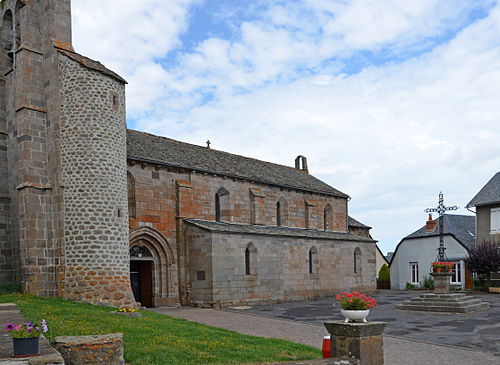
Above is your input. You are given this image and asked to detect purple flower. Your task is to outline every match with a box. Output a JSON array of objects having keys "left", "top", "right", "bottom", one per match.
[
  {"left": 4, "top": 323, "right": 14, "bottom": 331},
  {"left": 41, "top": 319, "right": 48, "bottom": 333}
]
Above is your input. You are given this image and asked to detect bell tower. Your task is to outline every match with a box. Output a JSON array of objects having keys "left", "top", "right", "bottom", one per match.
[{"left": 0, "top": 0, "right": 137, "bottom": 308}]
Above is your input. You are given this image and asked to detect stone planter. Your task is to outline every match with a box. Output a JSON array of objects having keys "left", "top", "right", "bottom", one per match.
[
  {"left": 340, "top": 309, "right": 370, "bottom": 323},
  {"left": 12, "top": 337, "right": 40, "bottom": 357},
  {"left": 110, "top": 311, "right": 142, "bottom": 318}
]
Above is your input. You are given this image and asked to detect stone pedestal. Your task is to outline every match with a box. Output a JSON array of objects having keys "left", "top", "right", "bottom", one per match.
[
  {"left": 54, "top": 333, "right": 124, "bottom": 365},
  {"left": 324, "top": 321, "right": 386, "bottom": 365},
  {"left": 430, "top": 272, "right": 452, "bottom": 294}
]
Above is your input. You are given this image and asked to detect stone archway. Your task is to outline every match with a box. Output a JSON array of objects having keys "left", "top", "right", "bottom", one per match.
[{"left": 129, "top": 227, "right": 175, "bottom": 307}]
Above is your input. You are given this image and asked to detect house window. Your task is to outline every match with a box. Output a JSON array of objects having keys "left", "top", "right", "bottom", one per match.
[
  {"left": 491, "top": 208, "right": 500, "bottom": 233},
  {"left": 451, "top": 262, "right": 461, "bottom": 284},
  {"left": 309, "top": 246, "right": 318, "bottom": 274},
  {"left": 410, "top": 262, "right": 419, "bottom": 284},
  {"left": 354, "top": 247, "right": 361, "bottom": 274},
  {"left": 245, "top": 243, "right": 257, "bottom": 275}
]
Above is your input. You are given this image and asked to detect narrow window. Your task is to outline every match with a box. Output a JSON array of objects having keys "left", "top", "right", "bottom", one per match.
[
  {"left": 309, "top": 246, "right": 318, "bottom": 274},
  {"left": 127, "top": 172, "right": 136, "bottom": 219},
  {"left": 276, "top": 201, "right": 281, "bottom": 226},
  {"left": 410, "top": 262, "right": 419, "bottom": 284},
  {"left": 245, "top": 248, "right": 250, "bottom": 275},
  {"left": 354, "top": 247, "right": 361, "bottom": 274},
  {"left": 309, "top": 249, "right": 312, "bottom": 274},
  {"left": 215, "top": 187, "right": 230, "bottom": 222},
  {"left": 324, "top": 204, "right": 332, "bottom": 231}
]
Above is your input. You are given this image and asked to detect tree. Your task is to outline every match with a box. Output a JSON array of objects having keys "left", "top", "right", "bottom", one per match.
[
  {"left": 465, "top": 241, "right": 500, "bottom": 288},
  {"left": 378, "top": 264, "right": 390, "bottom": 281}
]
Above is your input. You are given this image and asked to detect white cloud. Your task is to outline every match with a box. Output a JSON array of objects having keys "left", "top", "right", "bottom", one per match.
[{"left": 71, "top": 0, "right": 500, "bottom": 255}]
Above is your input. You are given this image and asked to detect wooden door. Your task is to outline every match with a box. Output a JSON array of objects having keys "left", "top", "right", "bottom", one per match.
[{"left": 140, "top": 261, "right": 153, "bottom": 308}]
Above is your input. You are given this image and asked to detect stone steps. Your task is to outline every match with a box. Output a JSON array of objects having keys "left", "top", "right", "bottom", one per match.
[{"left": 396, "top": 293, "right": 490, "bottom": 313}]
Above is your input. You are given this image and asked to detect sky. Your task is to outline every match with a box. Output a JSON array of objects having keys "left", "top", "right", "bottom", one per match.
[{"left": 72, "top": 0, "right": 500, "bottom": 256}]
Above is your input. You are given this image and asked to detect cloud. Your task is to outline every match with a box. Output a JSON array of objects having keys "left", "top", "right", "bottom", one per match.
[{"left": 71, "top": 0, "right": 500, "bottom": 254}]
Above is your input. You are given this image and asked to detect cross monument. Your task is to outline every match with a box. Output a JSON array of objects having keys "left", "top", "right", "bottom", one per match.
[{"left": 424, "top": 192, "right": 459, "bottom": 261}]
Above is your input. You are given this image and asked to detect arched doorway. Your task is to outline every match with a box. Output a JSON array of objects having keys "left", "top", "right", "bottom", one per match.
[
  {"left": 129, "top": 245, "right": 154, "bottom": 307},
  {"left": 129, "top": 227, "right": 175, "bottom": 307}
]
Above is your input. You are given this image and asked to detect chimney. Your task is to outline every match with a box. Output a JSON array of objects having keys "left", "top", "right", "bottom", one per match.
[
  {"left": 295, "top": 155, "right": 308, "bottom": 174},
  {"left": 426, "top": 214, "right": 436, "bottom": 233}
]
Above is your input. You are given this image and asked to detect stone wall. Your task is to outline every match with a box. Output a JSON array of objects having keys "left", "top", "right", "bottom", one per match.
[
  {"left": 59, "top": 53, "right": 136, "bottom": 308},
  {"left": 185, "top": 225, "right": 376, "bottom": 307}
]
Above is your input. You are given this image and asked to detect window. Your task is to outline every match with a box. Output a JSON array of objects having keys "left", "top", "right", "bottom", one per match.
[
  {"left": 354, "top": 247, "right": 361, "bottom": 274},
  {"left": 245, "top": 243, "right": 257, "bottom": 275},
  {"left": 215, "top": 187, "right": 230, "bottom": 222},
  {"left": 276, "top": 201, "right": 281, "bottom": 226},
  {"left": 491, "top": 208, "right": 500, "bottom": 233},
  {"left": 309, "top": 246, "right": 318, "bottom": 274},
  {"left": 127, "top": 172, "right": 136, "bottom": 219},
  {"left": 324, "top": 204, "right": 332, "bottom": 231},
  {"left": 451, "top": 262, "right": 461, "bottom": 284},
  {"left": 410, "top": 262, "right": 419, "bottom": 284}
]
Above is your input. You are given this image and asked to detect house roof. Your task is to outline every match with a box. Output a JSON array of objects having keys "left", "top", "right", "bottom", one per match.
[
  {"left": 467, "top": 172, "right": 500, "bottom": 207},
  {"left": 126, "top": 130, "right": 349, "bottom": 198},
  {"left": 183, "top": 219, "right": 374, "bottom": 242},
  {"left": 389, "top": 214, "right": 475, "bottom": 267}
]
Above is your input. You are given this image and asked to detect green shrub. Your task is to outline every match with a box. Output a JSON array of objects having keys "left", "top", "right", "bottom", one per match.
[
  {"left": 0, "top": 282, "right": 21, "bottom": 295},
  {"left": 405, "top": 282, "right": 416, "bottom": 289},
  {"left": 421, "top": 275, "right": 434, "bottom": 290},
  {"left": 473, "top": 277, "right": 487, "bottom": 292},
  {"left": 378, "top": 264, "right": 390, "bottom": 282}
]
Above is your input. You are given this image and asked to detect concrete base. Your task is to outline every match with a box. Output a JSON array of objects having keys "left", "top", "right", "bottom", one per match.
[
  {"left": 396, "top": 293, "right": 490, "bottom": 313},
  {"left": 324, "top": 321, "right": 386, "bottom": 365}
]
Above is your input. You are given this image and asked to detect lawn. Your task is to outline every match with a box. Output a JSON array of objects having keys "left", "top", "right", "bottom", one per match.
[{"left": 0, "top": 294, "right": 322, "bottom": 364}]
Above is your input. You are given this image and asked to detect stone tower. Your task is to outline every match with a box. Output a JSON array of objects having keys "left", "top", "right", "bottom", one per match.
[{"left": 0, "top": 0, "right": 136, "bottom": 308}]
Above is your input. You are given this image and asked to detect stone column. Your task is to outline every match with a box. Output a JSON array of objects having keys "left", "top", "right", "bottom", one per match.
[
  {"left": 430, "top": 272, "right": 452, "bottom": 294},
  {"left": 324, "top": 321, "right": 387, "bottom": 365}
]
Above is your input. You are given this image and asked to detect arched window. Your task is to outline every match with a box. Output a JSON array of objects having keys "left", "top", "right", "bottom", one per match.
[
  {"left": 324, "top": 204, "right": 332, "bottom": 231},
  {"left": 245, "top": 243, "right": 257, "bottom": 275},
  {"left": 277, "top": 197, "right": 288, "bottom": 226},
  {"left": 354, "top": 247, "right": 361, "bottom": 274},
  {"left": 2, "top": 10, "right": 14, "bottom": 66},
  {"left": 215, "top": 187, "right": 230, "bottom": 222},
  {"left": 309, "top": 246, "right": 318, "bottom": 274},
  {"left": 127, "top": 172, "right": 136, "bottom": 219}
]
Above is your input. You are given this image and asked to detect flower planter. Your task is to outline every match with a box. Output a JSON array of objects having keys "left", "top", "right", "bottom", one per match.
[
  {"left": 12, "top": 337, "right": 39, "bottom": 358},
  {"left": 340, "top": 309, "right": 370, "bottom": 323},
  {"left": 434, "top": 267, "right": 442, "bottom": 273}
]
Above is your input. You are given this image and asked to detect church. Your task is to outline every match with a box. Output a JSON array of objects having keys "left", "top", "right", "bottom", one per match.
[{"left": 0, "top": 0, "right": 376, "bottom": 308}]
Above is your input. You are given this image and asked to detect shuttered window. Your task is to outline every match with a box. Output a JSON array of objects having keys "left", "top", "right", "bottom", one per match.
[{"left": 491, "top": 208, "right": 500, "bottom": 233}]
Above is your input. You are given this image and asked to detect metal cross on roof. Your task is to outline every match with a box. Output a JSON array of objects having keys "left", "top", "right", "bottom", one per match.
[{"left": 424, "top": 192, "right": 459, "bottom": 261}]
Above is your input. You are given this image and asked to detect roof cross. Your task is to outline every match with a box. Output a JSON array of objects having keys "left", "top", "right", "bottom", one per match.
[{"left": 424, "top": 192, "right": 459, "bottom": 261}]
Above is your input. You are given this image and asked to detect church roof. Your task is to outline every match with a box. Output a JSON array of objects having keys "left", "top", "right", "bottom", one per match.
[
  {"left": 467, "top": 171, "right": 500, "bottom": 207},
  {"left": 404, "top": 214, "right": 476, "bottom": 249},
  {"left": 126, "top": 130, "right": 349, "bottom": 198},
  {"left": 183, "top": 219, "right": 374, "bottom": 242},
  {"left": 348, "top": 216, "right": 371, "bottom": 229}
]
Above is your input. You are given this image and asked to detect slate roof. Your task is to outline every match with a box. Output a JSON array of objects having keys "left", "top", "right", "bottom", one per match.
[
  {"left": 127, "top": 130, "right": 348, "bottom": 197},
  {"left": 348, "top": 216, "right": 371, "bottom": 229},
  {"left": 467, "top": 172, "right": 500, "bottom": 207},
  {"left": 404, "top": 214, "right": 476, "bottom": 249},
  {"left": 183, "top": 219, "right": 374, "bottom": 242}
]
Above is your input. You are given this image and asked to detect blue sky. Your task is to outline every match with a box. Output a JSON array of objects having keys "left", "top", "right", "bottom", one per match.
[{"left": 72, "top": 0, "right": 500, "bottom": 255}]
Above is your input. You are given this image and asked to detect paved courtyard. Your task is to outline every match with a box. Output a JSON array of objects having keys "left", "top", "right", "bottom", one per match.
[{"left": 224, "top": 290, "right": 500, "bottom": 356}]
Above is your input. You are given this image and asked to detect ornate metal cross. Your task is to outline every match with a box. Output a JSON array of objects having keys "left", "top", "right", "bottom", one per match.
[{"left": 424, "top": 192, "right": 459, "bottom": 261}]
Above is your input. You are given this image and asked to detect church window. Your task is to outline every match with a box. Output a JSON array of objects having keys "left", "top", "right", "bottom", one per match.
[
  {"left": 324, "top": 204, "right": 332, "bottom": 231},
  {"left": 245, "top": 243, "right": 257, "bottom": 275},
  {"left": 215, "top": 187, "right": 230, "bottom": 222},
  {"left": 127, "top": 172, "right": 136, "bottom": 219},
  {"left": 2, "top": 10, "right": 14, "bottom": 66},
  {"left": 354, "top": 247, "right": 361, "bottom": 274},
  {"left": 277, "top": 197, "right": 288, "bottom": 226},
  {"left": 410, "top": 262, "right": 419, "bottom": 284},
  {"left": 309, "top": 246, "right": 318, "bottom": 274}
]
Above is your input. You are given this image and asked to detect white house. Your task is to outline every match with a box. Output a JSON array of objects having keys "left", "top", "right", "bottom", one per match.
[{"left": 389, "top": 214, "right": 475, "bottom": 290}]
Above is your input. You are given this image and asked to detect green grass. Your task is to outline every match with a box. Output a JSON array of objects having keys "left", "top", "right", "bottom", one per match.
[{"left": 0, "top": 294, "right": 321, "bottom": 364}]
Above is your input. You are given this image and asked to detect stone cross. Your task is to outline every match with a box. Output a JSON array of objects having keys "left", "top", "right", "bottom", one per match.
[
  {"left": 206, "top": 140, "right": 211, "bottom": 148},
  {"left": 424, "top": 192, "right": 458, "bottom": 261}
]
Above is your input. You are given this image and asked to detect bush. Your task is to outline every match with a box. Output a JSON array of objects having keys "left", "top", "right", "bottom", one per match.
[
  {"left": 421, "top": 276, "right": 434, "bottom": 290},
  {"left": 405, "top": 282, "right": 416, "bottom": 289},
  {"left": 473, "top": 277, "right": 487, "bottom": 292},
  {"left": 378, "top": 264, "right": 390, "bottom": 282},
  {"left": 0, "top": 282, "right": 21, "bottom": 295}
]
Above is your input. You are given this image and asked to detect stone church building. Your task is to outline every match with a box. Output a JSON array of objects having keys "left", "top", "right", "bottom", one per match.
[{"left": 0, "top": 0, "right": 376, "bottom": 308}]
